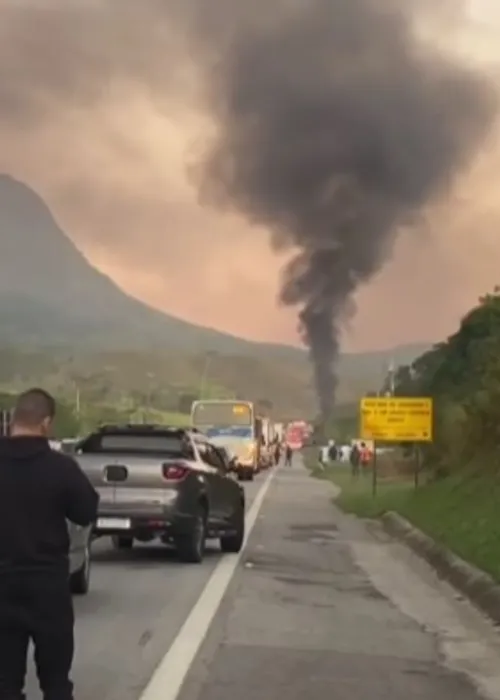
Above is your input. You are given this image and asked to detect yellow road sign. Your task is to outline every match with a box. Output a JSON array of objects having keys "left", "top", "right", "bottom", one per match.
[{"left": 360, "top": 396, "right": 433, "bottom": 442}]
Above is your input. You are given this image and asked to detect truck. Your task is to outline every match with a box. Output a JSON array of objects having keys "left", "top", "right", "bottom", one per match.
[
  {"left": 285, "top": 421, "right": 306, "bottom": 450},
  {"left": 74, "top": 423, "right": 246, "bottom": 562}
]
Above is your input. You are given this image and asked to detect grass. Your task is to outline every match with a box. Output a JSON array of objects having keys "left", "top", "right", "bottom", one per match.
[
  {"left": 305, "top": 451, "right": 500, "bottom": 584},
  {"left": 320, "top": 464, "right": 414, "bottom": 518},
  {"left": 127, "top": 409, "right": 190, "bottom": 426}
]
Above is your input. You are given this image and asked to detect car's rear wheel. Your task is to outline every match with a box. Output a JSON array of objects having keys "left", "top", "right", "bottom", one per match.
[
  {"left": 70, "top": 539, "right": 91, "bottom": 595},
  {"left": 220, "top": 503, "right": 245, "bottom": 553},
  {"left": 175, "top": 507, "right": 207, "bottom": 563},
  {"left": 111, "top": 535, "right": 134, "bottom": 550}
]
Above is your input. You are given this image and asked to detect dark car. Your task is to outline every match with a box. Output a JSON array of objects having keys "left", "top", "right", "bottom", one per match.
[{"left": 74, "top": 424, "right": 245, "bottom": 563}]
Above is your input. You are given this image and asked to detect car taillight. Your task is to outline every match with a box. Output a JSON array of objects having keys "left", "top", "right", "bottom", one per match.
[{"left": 162, "top": 463, "right": 189, "bottom": 480}]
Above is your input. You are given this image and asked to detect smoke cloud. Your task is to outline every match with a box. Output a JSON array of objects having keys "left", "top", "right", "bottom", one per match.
[
  {"left": 0, "top": 0, "right": 498, "bottom": 417},
  {"left": 188, "top": 0, "right": 498, "bottom": 417}
]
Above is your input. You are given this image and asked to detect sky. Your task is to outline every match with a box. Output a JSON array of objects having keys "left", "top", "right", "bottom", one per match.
[{"left": 0, "top": 0, "right": 499, "bottom": 352}]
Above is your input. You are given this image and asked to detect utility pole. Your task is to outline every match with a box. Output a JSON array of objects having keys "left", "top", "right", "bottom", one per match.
[
  {"left": 75, "top": 385, "right": 81, "bottom": 419},
  {"left": 199, "top": 352, "right": 215, "bottom": 399},
  {"left": 146, "top": 372, "right": 155, "bottom": 422},
  {"left": 388, "top": 357, "right": 395, "bottom": 396},
  {"left": 383, "top": 358, "right": 395, "bottom": 397}
]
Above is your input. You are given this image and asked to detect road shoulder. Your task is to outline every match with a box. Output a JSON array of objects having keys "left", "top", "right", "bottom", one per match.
[
  {"left": 176, "top": 459, "right": 497, "bottom": 700},
  {"left": 381, "top": 511, "right": 500, "bottom": 626}
]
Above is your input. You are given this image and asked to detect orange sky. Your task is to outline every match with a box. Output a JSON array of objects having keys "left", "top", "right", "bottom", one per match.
[{"left": 0, "top": 1, "right": 499, "bottom": 352}]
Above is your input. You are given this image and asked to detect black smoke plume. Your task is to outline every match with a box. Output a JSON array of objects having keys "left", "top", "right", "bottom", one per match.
[
  {"left": 0, "top": 1, "right": 497, "bottom": 419},
  {"left": 193, "top": 0, "right": 498, "bottom": 418}
]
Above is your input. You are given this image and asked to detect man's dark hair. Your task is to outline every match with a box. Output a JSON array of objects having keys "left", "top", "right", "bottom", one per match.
[{"left": 12, "top": 388, "right": 56, "bottom": 427}]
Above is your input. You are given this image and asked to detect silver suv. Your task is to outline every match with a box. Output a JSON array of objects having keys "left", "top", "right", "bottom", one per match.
[{"left": 75, "top": 424, "right": 246, "bottom": 563}]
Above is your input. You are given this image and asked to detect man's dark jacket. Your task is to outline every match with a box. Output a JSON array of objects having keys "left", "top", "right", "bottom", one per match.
[{"left": 0, "top": 437, "right": 98, "bottom": 572}]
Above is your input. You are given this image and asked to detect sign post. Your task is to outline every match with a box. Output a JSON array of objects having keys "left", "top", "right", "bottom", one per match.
[
  {"left": 359, "top": 397, "right": 433, "bottom": 495},
  {"left": 414, "top": 445, "right": 421, "bottom": 489}
]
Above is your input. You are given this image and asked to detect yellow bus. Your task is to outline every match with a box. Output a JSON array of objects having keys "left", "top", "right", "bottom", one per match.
[{"left": 190, "top": 399, "right": 261, "bottom": 481}]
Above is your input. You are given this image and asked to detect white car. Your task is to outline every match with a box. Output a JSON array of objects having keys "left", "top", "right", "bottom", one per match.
[
  {"left": 51, "top": 442, "right": 92, "bottom": 594},
  {"left": 68, "top": 522, "right": 92, "bottom": 595}
]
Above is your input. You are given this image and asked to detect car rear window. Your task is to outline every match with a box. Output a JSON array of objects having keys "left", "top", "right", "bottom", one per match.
[{"left": 80, "top": 432, "right": 189, "bottom": 455}]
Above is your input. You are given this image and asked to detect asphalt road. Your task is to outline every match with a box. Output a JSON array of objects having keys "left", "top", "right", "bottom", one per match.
[
  {"left": 25, "top": 456, "right": 500, "bottom": 700},
  {"left": 176, "top": 457, "right": 500, "bottom": 700},
  {"left": 24, "top": 477, "right": 264, "bottom": 700}
]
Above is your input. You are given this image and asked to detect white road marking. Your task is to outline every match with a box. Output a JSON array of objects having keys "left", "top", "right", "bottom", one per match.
[{"left": 138, "top": 468, "right": 276, "bottom": 700}]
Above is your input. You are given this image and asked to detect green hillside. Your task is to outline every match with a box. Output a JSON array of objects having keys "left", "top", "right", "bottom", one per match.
[
  {"left": 0, "top": 344, "right": 430, "bottom": 420},
  {"left": 0, "top": 174, "right": 431, "bottom": 415}
]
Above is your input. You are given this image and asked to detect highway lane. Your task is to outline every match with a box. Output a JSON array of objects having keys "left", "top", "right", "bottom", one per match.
[
  {"left": 24, "top": 475, "right": 264, "bottom": 700},
  {"left": 26, "top": 454, "right": 500, "bottom": 700}
]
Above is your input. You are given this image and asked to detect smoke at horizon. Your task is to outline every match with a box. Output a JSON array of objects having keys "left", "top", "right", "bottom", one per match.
[
  {"left": 0, "top": 0, "right": 498, "bottom": 416},
  {"left": 188, "top": 0, "right": 498, "bottom": 417}
]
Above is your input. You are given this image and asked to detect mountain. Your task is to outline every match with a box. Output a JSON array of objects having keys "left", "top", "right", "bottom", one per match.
[
  {"left": 0, "top": 174, "right": 432, "bottom": 406},
  {"left": 0, "top": 175, "right": 304, "bottom": 356}
]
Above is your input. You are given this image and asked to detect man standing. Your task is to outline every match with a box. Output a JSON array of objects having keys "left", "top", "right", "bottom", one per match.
[
  {"left": 360, "top": 442, "right": 372, "bottom": 472},
  {"left": 350, "top": 442, "right": 360, "bottom": 477},
  {"left": 328, "top": 441, "right": 338, "bottom": 462},
  {"left": 318, "top": 444, "right": 329, "bottom": 467},
  {"left": 0, "top": 388, "right": 99, "bottom": 700},
  {"left": 273, "top": 438, "right": 281, "bottom": 465},
  {"left": 284, "top": 444, "right": 293, "bottom": 467}
]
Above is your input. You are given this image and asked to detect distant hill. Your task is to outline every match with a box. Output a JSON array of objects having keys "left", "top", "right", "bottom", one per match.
[
  {"left": 0, "top": 175, "right": 304, "bottom": 357},
  {"left": 0, "top": 344, "right": 431, "bottom": 420},
  {"left": 0, "top": 174, "right": 432, "bottom": 411}
]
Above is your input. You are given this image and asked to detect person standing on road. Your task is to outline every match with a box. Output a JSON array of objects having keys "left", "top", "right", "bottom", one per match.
[
  {"left": 350, "top": 442, "right": 360, "bottom": 477},
  {"left": 285, "top": 444, "right": 293, "bottom": 466},
  {"left": 0, "top": 388, "right": 99, "bottom": 700},
  {"left": 360, "top": 442, "right": 371, "bottom": 472},
  {"left": 274, "top": 439, "right": 281, "bottom": 465},
  {"left": 328, "top": 441, "right": 338, "bottom": 462},
  {"left": 319, "top": 444, "right": 329, "bottom": 468}
]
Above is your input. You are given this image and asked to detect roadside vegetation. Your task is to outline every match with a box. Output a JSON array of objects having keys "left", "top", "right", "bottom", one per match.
[
  {"left": 0, "top": 341, "right": 428, "bottom": 423},
  {"left": 307, "top": 289, "right": 500, "bottom": 583},
  {"left": 0, "top": 390, "right": 189, "bottom": 439}
]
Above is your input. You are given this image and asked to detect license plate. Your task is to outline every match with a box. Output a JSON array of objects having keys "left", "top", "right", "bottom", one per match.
[{"left": 97, "top": 517, "right": 131, "bottom": 530}]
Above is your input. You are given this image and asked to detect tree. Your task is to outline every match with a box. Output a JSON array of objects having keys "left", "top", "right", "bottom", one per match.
[
  {"left": 392, "top": 289, "right": 500, "bottom": 474},
  {"left": 52, "top": 402, "right": 81, "bottom": 438},
  {"left": 0, "top": 392, "right": 81, "bottom": 438},
  {"left": 178, "top": 393, "right": 198, "bottom": 415}
]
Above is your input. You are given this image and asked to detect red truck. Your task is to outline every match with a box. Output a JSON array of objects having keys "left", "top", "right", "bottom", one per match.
[{"left": 285, "top": 421, "right": 307, "bottom": 450}]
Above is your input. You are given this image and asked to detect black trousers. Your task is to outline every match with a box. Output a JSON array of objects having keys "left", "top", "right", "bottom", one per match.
[{"left": 0, "top": 570, "right": 74, "bottom": 700}]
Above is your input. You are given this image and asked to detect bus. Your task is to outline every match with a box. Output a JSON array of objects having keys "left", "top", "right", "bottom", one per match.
[{"left": 190, "top": 399, "right": 262, "bottom": 481}]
